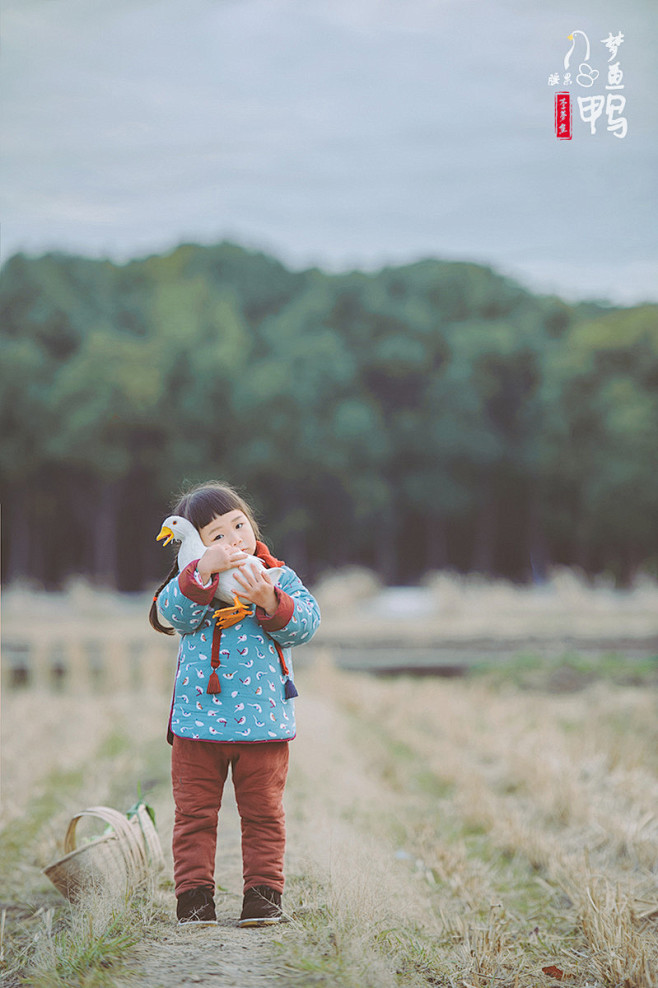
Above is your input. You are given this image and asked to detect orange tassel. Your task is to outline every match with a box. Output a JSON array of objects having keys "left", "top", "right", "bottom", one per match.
[{"left": 207, "top": 671, "right": 221, "bottom": 694}]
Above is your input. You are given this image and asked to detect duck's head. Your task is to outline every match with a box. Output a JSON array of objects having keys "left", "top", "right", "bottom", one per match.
[{"left": 156, "top": 514, "right": 195, "bottom": 546}]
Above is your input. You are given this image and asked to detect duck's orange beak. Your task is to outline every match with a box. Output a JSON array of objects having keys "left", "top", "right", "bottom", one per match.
[{"left": 156, "top": 525, "right": 175, "bottom": 546}]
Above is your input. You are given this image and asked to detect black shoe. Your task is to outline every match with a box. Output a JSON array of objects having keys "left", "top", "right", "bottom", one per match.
[
  {"left": 177, "top": 887, "right": 217, "bottom": 925},
  {"left": 237, "top": 885, "right": 284, "bottom": 927}
]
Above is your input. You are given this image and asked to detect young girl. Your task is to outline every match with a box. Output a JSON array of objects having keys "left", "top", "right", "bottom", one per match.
[{"left": 150, "top": 481, "right": 321, "bottom": 927}]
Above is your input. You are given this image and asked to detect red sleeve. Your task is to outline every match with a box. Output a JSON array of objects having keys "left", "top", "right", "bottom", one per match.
[
  {"left": 255, "top": 586, "right": 295, "bottom": 631},
  {"left": 177, "top": 560, "right": 219, "bottom": 604}
]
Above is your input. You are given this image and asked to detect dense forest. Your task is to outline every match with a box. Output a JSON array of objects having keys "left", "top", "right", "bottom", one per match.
[{"left": 1, "top": 241, "right": 657, "bottom": 590}]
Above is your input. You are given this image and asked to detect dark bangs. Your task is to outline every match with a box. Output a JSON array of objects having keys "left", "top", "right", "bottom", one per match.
[{"left": 173, "top": 483, "right": 261, "bottom": 538}]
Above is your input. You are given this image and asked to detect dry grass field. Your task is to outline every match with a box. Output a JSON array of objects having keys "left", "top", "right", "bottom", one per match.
[{"left": 1, "top": 574, "right": 658, "bottom": 986}]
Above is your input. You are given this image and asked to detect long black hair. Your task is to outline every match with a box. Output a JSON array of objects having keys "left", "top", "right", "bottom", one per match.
[{"left": 149, "top": 481, "right": 262, "bottom": 635}]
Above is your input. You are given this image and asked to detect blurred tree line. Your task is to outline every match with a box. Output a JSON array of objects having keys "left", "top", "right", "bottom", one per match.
[{"left": 1, "top": 242, "right": 656, "bottom": 590}]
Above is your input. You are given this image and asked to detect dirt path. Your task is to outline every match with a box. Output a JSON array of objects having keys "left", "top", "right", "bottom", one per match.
[{"left": 119, "top": 925, "right": 280, "bottom": 988}]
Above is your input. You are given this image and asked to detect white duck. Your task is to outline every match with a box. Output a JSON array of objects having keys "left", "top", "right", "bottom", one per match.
[{"left": 156, "top": 514, "right": 283, "bottom": 606}]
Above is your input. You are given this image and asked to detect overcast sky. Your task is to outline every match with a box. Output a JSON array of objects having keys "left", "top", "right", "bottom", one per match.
[{"left": 2, "top": 0, "right": 657, "bottom": 304}]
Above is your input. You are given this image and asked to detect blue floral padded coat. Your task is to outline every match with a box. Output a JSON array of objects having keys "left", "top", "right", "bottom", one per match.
[{"left": 157, "top": 547, "right": 321, "bottom": 744}]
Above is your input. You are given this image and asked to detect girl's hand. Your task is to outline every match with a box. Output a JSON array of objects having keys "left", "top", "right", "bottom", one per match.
[
  {"left": 197, "top": 544, "right": 248, "bottom": 584},
  {"left": 232, "top": 566, "right": 278, "bottom": 615}
]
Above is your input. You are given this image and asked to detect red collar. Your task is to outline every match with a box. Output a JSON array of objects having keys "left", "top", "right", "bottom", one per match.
[{"left": 255, "top": 540, "right": 285, "bottom": 568}]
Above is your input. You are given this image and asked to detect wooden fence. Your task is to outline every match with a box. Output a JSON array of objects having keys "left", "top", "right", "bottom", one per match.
[{"left": 2, "top": 631, "right": 180, "bottom": 693}]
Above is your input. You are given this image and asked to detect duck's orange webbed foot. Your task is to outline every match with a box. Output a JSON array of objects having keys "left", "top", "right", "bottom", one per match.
[{"left": 213, "top": 594, "right": 254, "bottom": 627}]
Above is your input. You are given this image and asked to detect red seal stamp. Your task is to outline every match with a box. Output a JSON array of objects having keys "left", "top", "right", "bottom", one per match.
[{"left": 555, "top": 91, "right": 572, "bottom": 139}]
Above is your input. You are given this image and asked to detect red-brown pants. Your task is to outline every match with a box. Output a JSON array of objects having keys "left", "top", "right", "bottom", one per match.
[{"left": 171, "top": 736, "right": 289, "bottom": 897}]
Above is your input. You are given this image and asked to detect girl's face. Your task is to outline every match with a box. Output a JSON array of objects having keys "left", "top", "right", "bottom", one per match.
[{"left": 198, "top": 510, "right": 257, "bottom": 554}]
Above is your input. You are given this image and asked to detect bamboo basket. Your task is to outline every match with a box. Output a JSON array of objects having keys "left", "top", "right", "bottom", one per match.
[{"left": 43, "top": 804, "right": 165, "bottom": 901}]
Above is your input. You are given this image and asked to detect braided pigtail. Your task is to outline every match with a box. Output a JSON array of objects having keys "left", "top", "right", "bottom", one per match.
[{"left": 149, "top": 560, "right": 179, "bottom": 635}]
